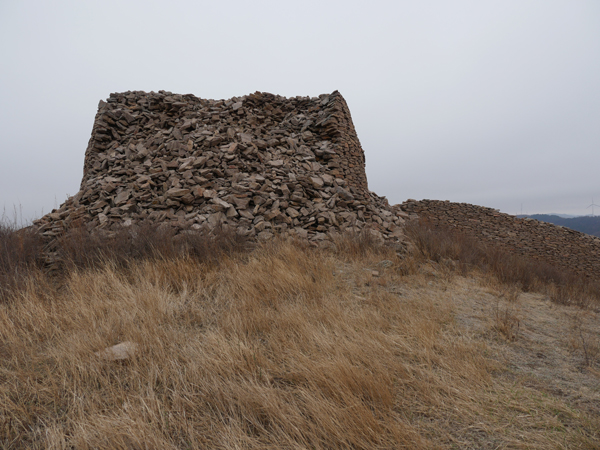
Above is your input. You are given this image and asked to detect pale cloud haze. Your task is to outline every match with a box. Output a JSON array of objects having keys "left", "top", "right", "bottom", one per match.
[{"left": 1, "top": 0, "right": 599, "bottom": 222}]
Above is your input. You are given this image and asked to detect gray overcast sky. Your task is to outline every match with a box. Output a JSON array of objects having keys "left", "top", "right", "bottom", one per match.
[{"left": 1, "top": 0, "right": 599, "bottom": 221}]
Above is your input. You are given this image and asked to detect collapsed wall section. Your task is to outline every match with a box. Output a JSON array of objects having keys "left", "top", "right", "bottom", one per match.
[
  {"left": 34, "top": 90, "right": 407, "bottom": 252},
  {"left": 402, "top": 199, "right": 600, "bottom": 279}
]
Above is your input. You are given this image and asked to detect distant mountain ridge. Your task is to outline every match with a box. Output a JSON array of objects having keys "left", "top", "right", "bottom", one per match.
[
  {"left": 520, "top": 215, "right": 600, "bottom": 238},
  {"left": 543, "top": 213, "right": 580, "bottom": 219}
]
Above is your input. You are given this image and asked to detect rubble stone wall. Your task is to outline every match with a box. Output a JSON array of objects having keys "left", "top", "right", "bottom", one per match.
[
  {"left": 401, "top": 199, "right": 600, "bottom": 278},
  {"left": 34, "top": 90, "right": 407, "bottom": 250}
]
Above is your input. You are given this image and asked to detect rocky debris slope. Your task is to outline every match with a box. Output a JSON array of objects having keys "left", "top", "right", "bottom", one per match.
[
  {"left": 33, "top": 90, "right": 408, "bottom": 257},
  {"left": 401, "top": 199, "right": 600, "bottom": 279}
]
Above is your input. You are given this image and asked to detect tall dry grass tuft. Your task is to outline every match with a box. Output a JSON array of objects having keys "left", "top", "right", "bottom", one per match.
[
  {"left": 0, "top": 221, "right": 45, "bottom": 303},
  {"left": 54, "top": 222, "right": 251, "bottom": 272},
  {"left": 330, "top": 228, "right": 391, "bottom": 259},
  {"left": 1, "top": 218, "right": 250, "bottom": 306},
  {"left": 406, "top": 219, "right": 600, "bottom": 307}
]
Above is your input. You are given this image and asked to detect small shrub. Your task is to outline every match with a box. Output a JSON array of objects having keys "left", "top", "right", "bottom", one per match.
[
  {"left": 493, "top": 299, "right": 521, "bottom": 341},
  {"left": 568, "top": 312, "right": 600, "bottom": 368}
]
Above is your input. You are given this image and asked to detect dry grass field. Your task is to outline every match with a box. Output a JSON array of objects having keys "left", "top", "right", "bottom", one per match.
[{"left": 1, "top": 222, "right": 599, "bottom": 449}]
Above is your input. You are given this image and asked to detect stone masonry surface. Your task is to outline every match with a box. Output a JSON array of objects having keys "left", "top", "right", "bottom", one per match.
[
  {"left": 401, "top": 199, "right": 600, "bottom": 279},
  {"left": 33, "top": 90, "right": 408, "bottom": 258}
]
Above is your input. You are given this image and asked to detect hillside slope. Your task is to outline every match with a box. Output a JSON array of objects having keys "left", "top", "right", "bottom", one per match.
[{"left": 1, "top": 235, "right": 598, "bottom": 449}]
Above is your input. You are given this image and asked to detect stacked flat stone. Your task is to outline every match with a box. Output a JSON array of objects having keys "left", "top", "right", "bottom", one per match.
[
  {"left": 402, "top": 199, "right": 600, "bottom": 279},
  {"left": 33, "top": 90, "right": 408, "bottom": 253}
]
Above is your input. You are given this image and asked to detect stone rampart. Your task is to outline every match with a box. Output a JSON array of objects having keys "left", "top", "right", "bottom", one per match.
[
  {"left": 401, "top": 199, "right": 600, "bottom": 278},
  {"left": 33, "top": 90, "right": 406, "bottom": 252}
]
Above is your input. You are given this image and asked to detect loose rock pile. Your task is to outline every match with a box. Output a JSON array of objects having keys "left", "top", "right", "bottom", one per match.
[
  {"left": 401, "top": 199, "right": 600, "bottom": 278},
  {"left": 33, "top": 90, "right": 408, "bottom": 256}
]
